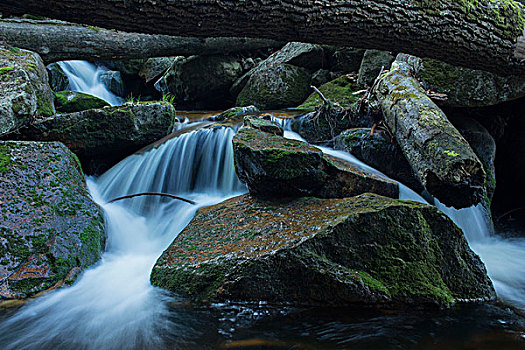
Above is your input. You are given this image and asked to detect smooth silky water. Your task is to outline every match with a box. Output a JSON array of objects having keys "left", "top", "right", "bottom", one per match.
[
  {"left": 0, "top": 119, "right": 524, "bottom": 349},
  {"left": 57, "top": 61, "right": 125, "bottom": 106}
]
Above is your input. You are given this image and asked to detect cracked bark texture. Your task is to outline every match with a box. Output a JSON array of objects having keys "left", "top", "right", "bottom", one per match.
[
  {"left": 0, "top": 0, "right": 524, "bottom": 75},
  {"left": 373, "top": 54, "right": 485, "bottom": 209},
  {"left": 0, "top": 19, "right": 283, "bottom": 64}
]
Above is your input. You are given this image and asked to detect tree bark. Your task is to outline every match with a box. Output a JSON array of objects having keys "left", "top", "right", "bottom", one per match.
[
  {"left": 0, "top": 0, "right": 524, "bottom": 75},
  {"left": 0, "top": 19, "right": 284, "bottom": 64},
  {"left": 373, "top": 54, "right": 485, "bottom": 209}
]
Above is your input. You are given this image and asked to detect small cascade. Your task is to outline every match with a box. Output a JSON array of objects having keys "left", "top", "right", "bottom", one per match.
[
  {"left": 58, "top": 61, "right": 124, "bottom": 106},
  {"left": 0, "top": 126, "right": 246, "bottom": 350},
  {"left": 280, "top": 118, "right": 525, "bottom": 312}
]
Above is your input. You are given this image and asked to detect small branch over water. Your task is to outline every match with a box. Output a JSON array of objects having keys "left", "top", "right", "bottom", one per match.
[{"left": 108, "top": 192, "right": 196, "bottom": 205}]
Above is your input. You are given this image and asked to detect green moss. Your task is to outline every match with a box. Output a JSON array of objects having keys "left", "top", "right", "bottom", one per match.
[
  {"left": 55, "top": 91, "right": 109, "bottom": 113},
  {"left": 0, "top": 144, "right": 12, "bottom": 173},
  {"left": 0, "top": 66, "right": 14, "bottom": 74},
  {"left": 298, "top": 75, "right": 360, "bottom": 109}
]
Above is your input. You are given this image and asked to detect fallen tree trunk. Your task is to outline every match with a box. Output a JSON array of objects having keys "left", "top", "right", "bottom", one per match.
[
  {"left": 373, "top": 54, "right": 485, "bottom": 209},
  {"left": 0, "top": 19, "right": 284, "bottom": 64},
  {"left": 0, "top": 0, "right": 524, "bottom": 75}
]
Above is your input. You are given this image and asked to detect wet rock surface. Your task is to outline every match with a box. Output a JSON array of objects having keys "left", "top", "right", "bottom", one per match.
[
  {"left": 233, "top": 126, "right": 398, "bottom": 199},
  {"left": 12, "top": 101, "right": 176, "bottom": 174},
  {"left": 335, "top": 128, "right": 423, "bottom": 192},
  {"left": 0, "top": 46, "right": 55, "bottom": 136},
  {"left": 151, "top": 193, "right": 495, "bottom": 307},
  {"left": 0, "top": 141, "right": 105, "bottom": 299}
]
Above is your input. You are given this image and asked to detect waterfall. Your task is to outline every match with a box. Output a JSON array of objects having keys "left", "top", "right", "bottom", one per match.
[
  {"left": 280, "top": 122, "right": 525, "bottom": 312},
  {"left": 0, "top": 127, "right": 246, "bottom": 350},
  {"left": 57, "top": 61, "right": 125, "bottom": 106}
]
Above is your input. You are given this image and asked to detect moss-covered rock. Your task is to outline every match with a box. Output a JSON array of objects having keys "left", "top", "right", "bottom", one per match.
[
  {"left": 0, "top": 46, "right": 55, "bottom": 136},
  {"left": 0, "top": 141, "right": 105, "bottom": 299},
  {"left": 415, "top": 57, "right": 525, "bottom": 107},
  {"left": 233, "top": 127, "right": 398, "bottom": 199},
  {"left": 334, "top": 128, "right": 423, "bottom": 192},
  {"left": 298, "top": 75, "right": 360, "bottom": 109},
  {"left": 243, "top": 115, "right": 283, "bottom": 136},
  {"left": 12, "top": 102, "right": 176, "bottom": 174},
  {"left": 236, "top": 63, "right": 312, "bottom": 109},
  {"left": 209, "top": 105, "right": 260, "bottom": 125},
  {"left": 151, "top": 193, "right": 495, "bottom": 307},
  {"left": 55, "top": 91, "right": 110, "bottom": 113}
]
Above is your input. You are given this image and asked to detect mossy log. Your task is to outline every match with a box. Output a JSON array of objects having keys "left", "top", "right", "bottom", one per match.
[
  {"left": 1, "top": 0, "right": 525, "bottom": 75},
  {"left": 0, "top": 19, "right": 283, "bottom": 64},
  {"left": 373, "top": 54, "right": 485, "bottom": 208}
]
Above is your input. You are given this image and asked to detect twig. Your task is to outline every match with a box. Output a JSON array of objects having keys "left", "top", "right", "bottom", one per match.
[
  {"left": 496, "top": 207, "right": 525, "bottom": 222},
  {"left": 108, "top": 192, "right": 196, "bottom": 205},
  {"left": 310, "top": 85, "right": 330, "bottom": 105}
]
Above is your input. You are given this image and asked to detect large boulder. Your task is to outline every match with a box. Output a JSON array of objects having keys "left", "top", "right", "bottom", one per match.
[
  {"left": 139, "top": 57, "right": 177, "bottom": 83},
  {"left": 155, "top": 55, "right": 244, "bottom": 109},
  {"left": 151, "top": 193, "right": 495, "bottom": 307},
  {"left": 329, "top": 47, "right": 365, "bottom": 73},
  {"left": 0, "top": 141, "right": 105, "bottom": 299},
  {"left": 233, "top": 127, "right": 398, "bottom": 199},
  {"left": 414, "top": 57, "right": 525, "bottom": 107},
  {"left": 236, "top": 63, "right": 311, "bottom": 109},
  {"left": 0, "top": 46, "right": 55, "bottom": 136},
  {"left": 357, "top": 50, "right": 395, "bottom": 87},
  {"left": 335, "top": 128, "right": 423, "bottom": 193},
  {"left": 234, "top": 42, "right": 324, "bottom": 109},
  {"left": 13, "top": 102, "right": 176, "bottom": 174},
  {"left": 55, "top": 91, "right": 110, "bottom": 113},
  {"left": 99, "top": 70, "right": 125, "bottom": 97},
  {"left": 264, "top": 42, "right": 324, "bottom": 71}
]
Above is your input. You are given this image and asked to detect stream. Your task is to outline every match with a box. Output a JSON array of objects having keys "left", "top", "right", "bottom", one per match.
[{"left": 0, "top": 62, "right": 524, "bottom": 349}]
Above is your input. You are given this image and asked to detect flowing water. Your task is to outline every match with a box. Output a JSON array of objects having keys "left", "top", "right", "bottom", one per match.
[
  {"left": 57, "top": 61, "right": 125, "bottom": 106},
  {"left": 0, "top": 118, "right": 524, "bottom": 349}
]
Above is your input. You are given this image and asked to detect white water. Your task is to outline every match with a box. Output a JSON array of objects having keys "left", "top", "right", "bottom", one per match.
[
  {"left": 281, "top": 121, "right": 525, "bottom": 312},
  {"left": 0, "top": 127, "right": 245, "bottom": 349},
  {"left": 58, "top": 61, "right": 124, "bottom": 106}
]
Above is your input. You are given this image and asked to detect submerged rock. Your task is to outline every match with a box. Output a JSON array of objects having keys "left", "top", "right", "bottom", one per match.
[
  {"left": 151, "top": 193, "right": 495, "bottom": 307},
  {"left": 335, "top": 128, "right": 423, "bottom": 192},
  {"left": 233, "top": 127, "right": 398, "bottom": 199},
  {"left": 0, "top": 141, "right": 105, "bottom": 299},
  {"left": 55, "top": 91, "right": 110, "bottom": 113},
  {"left": 13, "top": 101, "right": 176, "bottom": 174},
  {"left": 0, "top": 46, "right": 55, "bottom": 136}
]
